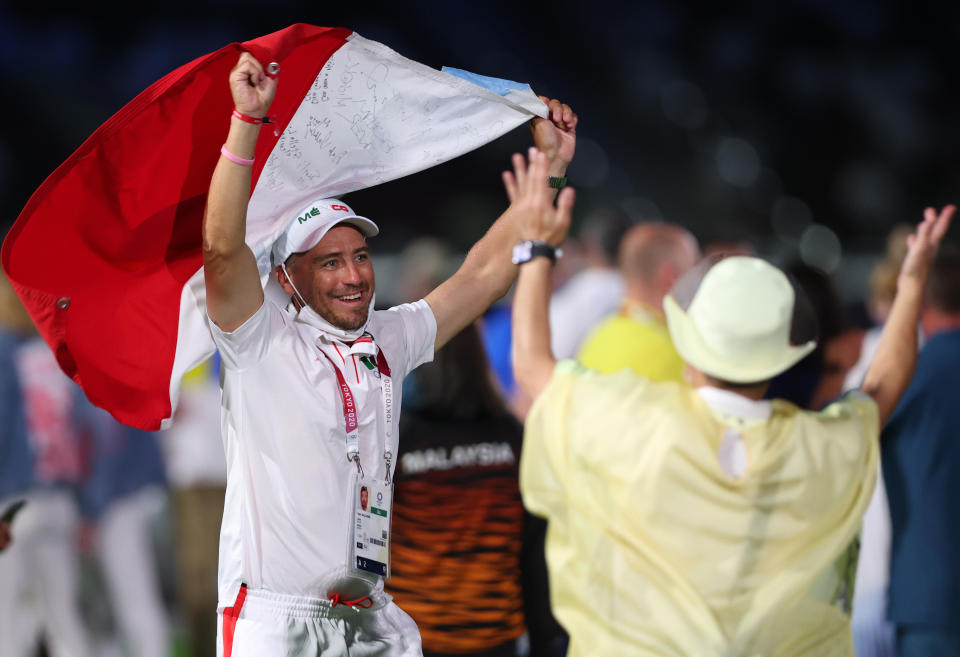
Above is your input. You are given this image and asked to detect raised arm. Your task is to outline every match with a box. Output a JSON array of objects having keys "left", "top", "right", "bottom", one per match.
[
  {"left": 203, "top": 53, "right": 277, "bottom": 332},
  {"left": 424, "top": 99, "right": 576, "bottom": 350},
  {"left": 510, "top": 152, "right": 575, "bottom": 400},
  {"left": 862, "top": 205, "right": 954, "bottom": 425}
]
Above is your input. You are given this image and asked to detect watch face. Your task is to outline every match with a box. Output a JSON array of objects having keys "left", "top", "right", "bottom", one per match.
[{"left": 512, "top": 241, "right": 533, "bottom": 264}]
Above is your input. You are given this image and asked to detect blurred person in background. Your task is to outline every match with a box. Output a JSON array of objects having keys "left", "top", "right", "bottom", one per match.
[
  {"left": 78, "top": 400, "right": 170, "bottom": 657},
  {"left": 391, "top": 241, "right": 565, "bottom": 657},
  {"left": 845, "top": 224, "right": 913, "bottom": 391},
  {"left": 393, "top": 238, "right": 457, "bottom": 307},
  {"left": 882, "top": 244, "right": 960, "bottom": 656},
  {"left": 388, "top": 322, "right": 529, "bottom": 657},
  {"left": 479, "top": 301, "right": 517, "bottom": 408},
  {"left": 480, "top": 208, "right": 634, "bottom": 417},
  {"left": 510, "top": 165, "right": 954, "bottom": 655},
  {"left": 844, "top": 225, "right": 912, "bottom": 657},
  {"left": 548, "top": 207, "right": 634, "bottom": 360},
  {"left": 701, "top": 240, "right": 756, "bottom": 259},
  {"left": 161, "top": 357, "right": 227, "bottom": 657},
  {"left": 577, "top": 221, "right": 699, "bottom": 381},
  {"left": 0, "top": 272, "right": 92, "bottom": 657},
  {"left": 0, "top": 272, "right": 32, "bottom": 552},
  {"left": 764, "top": 263, "right": 850, "bottom": 410},
  {"left": 394, "top": 238, "right": 458, "bottom": 408}
]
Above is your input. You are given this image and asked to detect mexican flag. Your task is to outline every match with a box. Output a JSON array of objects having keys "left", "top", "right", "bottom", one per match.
[{"left": 2, "top": 24, "right": 545, "bottom": 430}]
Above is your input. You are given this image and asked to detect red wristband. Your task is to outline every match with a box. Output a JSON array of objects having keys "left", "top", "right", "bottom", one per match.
[{"left": 232, "top": 108, "right": 273, "bottom": 125}]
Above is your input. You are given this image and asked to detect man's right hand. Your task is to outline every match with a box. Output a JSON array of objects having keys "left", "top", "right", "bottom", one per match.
[
  {"left": 203, "top": 52, "right": 274, "bottom": 333},
  {"left": 0, "top": 521, "right": 11, "bottom": 552},
  {"left": 229, "top": 52, "right": 277, "bottom": 119}
]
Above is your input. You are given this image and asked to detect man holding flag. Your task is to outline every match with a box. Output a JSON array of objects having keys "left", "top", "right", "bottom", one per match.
[{"left": 205, "top": 52, "right": 576, "bottom": 656}]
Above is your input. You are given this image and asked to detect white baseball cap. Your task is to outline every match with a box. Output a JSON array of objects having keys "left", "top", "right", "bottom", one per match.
[
  {"left": 271, "top": 198, "right": 379, "bottom": 266},
  {"left": 662, "top": 256, "right": 818, "bottom": 383}
]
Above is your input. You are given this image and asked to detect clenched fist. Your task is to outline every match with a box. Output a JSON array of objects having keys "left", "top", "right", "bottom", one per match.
[{"left": 229, "top": 52, "right": 278, "bottom": 120}]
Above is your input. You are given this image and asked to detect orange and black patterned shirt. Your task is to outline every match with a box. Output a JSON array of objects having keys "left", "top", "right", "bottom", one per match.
[{"left": 388, "top": 409, "right": 525, "bottom": 656}]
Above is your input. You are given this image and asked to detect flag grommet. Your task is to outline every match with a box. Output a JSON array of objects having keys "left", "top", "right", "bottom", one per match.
[{"left": 56, "top": 297, "right": 70, "bottom": 309}]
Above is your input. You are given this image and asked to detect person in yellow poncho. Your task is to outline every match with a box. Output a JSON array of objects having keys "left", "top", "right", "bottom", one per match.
[{"left": 501, "top": 154, "right": 954, "bottom": 657}]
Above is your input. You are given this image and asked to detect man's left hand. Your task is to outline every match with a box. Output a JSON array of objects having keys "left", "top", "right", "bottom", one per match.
[{"left": 530, "top": 97, "right": 577, "bottom": 171}]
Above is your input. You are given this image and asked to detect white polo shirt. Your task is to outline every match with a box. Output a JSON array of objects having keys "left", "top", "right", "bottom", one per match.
[{"left": 209, "top": 298, "right": 436, "bottom": 603}]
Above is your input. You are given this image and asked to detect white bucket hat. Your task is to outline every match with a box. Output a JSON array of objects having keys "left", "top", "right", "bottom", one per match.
[
  {"left": 662, "top": 256, "right": 817, "bottom": 383},
  {"left": 270, "top": 198, "right": 379, "bottom": 266}
]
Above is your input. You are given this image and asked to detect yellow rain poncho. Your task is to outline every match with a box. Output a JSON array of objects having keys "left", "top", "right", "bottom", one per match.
[{"left": 521, "top": 362, "right": 878, "bottom": 657}]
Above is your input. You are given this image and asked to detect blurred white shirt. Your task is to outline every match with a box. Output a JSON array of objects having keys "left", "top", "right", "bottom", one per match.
[
  {"left": 845, "top": 325, "right": 895, "bottom": 657},
  {"left": 161, "top": 363, "right": 226, "bottom": 488},
  {"left": 549, "top": 268, "right": 624, "bottom": 359}
]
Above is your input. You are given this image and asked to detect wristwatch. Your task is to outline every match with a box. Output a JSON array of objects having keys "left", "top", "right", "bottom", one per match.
[{"left": 512, "top": 240, "right": 563, "bottom": 265}]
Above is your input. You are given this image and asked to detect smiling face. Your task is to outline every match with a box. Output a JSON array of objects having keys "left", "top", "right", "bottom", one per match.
[{"left": 278, "top": 224, "right": 375, "bottom": 330}]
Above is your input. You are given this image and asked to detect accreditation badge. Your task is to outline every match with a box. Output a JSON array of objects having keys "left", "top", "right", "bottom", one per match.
[{"left": 350, "top": 475, "right": 393, "bottom": 579}]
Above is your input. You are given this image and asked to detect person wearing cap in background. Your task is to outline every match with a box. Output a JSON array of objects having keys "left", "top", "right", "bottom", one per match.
[
  {"left": 202, "top": 53, "right": 576, "bottom": 657},
  {"left": 509, "top": 175, "right": 954, "bottom": 655}
]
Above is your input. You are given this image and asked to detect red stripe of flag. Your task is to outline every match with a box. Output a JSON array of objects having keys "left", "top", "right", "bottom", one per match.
[{"left": 2, "top": 25, "right": 350, "bottom": 429}]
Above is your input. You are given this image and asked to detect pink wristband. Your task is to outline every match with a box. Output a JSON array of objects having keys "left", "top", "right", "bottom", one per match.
[{"left": 221, "top": 144, "right": 254, "bottom": 167}]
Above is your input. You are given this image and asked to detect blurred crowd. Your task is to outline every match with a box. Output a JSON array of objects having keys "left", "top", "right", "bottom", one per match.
[
  {"left": 0, "top": 270, "right": 226, "bottom": 657},
  {"left": 1, "top": 202, "right": 958, "bottom": 657}
]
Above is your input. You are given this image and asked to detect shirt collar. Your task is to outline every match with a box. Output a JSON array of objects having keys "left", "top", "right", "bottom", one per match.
[
  {"left": 620, "top": 299, "right": 663, "bottom": 324},
  {"left": 696, "top": 386, "right": 772, "bottom": 424}
]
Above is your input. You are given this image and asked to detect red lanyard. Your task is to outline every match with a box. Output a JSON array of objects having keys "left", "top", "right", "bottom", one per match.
[{"left": 317, "top": 345, "right": 394, "bottom": 480}]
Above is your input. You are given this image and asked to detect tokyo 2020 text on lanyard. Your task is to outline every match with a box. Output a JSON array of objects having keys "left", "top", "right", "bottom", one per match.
[
  {"left": 317, "top": 340, "right": 396, "bottom": 579},
  {"left": 317, "top": 342, "right": 395, "bottom": 482}
]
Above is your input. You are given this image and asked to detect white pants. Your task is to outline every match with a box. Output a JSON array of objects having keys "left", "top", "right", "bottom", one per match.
[
  {"left": 96, "top": 486, "right": 170, "bottom": 657},
  {"left": 217, "top": 585, "right": 423, "bottom": 657},
  {"left": 0, "top": 489, "right": 92, "bottom": 657}
]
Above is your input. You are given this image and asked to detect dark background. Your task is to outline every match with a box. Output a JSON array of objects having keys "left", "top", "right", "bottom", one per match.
[{"left": 3, "top": 1, "right": 959, "bottom": 291}]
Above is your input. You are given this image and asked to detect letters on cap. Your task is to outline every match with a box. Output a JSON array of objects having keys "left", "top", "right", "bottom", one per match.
[{"left": 297, "top": 207, "right": 322, "bottom": 224}]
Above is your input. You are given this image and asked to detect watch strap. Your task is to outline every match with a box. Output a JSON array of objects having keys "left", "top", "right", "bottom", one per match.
[{"left": 513, "top": 240, "right": 562, "bottom": 265}]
